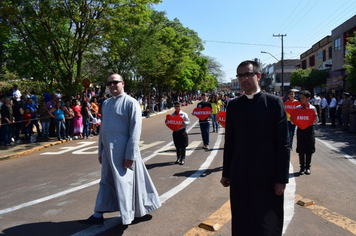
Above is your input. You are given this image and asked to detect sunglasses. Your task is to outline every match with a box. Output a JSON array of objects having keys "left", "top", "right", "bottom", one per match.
[{"left": 107, "top": 81, "right": 123, "bottom": 86}]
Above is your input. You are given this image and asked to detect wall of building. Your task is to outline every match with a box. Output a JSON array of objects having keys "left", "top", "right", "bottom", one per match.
[
  {"left": 332, "top": 15, "right": 356, "bottom": 71},
  {"left": 300, "top": 36, "right": 332, "bottom": 70}
]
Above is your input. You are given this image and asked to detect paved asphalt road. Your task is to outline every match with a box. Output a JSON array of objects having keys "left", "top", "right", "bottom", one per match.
[{"left": 0, "top": 103, "right": 356, "bottom": 236}]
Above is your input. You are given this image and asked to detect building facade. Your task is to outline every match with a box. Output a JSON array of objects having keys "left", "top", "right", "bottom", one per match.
[
  {"left": 330, "top": 14, "right": 356, "bottom": 91},
  {"left": 300, "top": 36, "right": 332, "bottom": 71}
]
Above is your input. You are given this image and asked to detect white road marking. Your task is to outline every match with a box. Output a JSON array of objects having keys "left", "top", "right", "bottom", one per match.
[
  {"left": 0, "top": 121, "right": 200, "bottom": 215},
  {"left": 159, "top": 130, "right": 222, "bottom": 203},
  {"left": 316, "top": 138, "right": 356, "bottom": 165},
  {"left": 283, "top": 163, "right": 295, "bottom": 234},
  {"left": 154, "top": 141, "right": 201, "bottom": 156},
  {"left": 72, "top": 146, "right": 98, "bottom": 155},
  {"left": 142, "top": 120, "right": 199, "bottom": 163},
  {"left": 40, "top": 142, "right": 96, "bottom": 155},
  {"left": 0, "top": 180, "right": 100, "bottom": 215},
  {"left": 71, "top": 125, "right": 223, "bottom": 236},
  {"left": 139, "top": 141, "right": 165, "bottom": 151}
]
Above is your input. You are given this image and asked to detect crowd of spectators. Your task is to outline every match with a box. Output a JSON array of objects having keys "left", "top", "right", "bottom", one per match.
[
  {"left": 1, "top": 84, "right": 355, "bottom": 147},
  {"left": 0, "top": 85, "right": 105, "bottom": 146}
]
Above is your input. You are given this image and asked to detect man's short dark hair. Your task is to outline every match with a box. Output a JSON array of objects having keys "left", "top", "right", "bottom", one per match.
[
  {"left": 300, "top": 90, "right": 311, "bottom": 98},
  {"left": 237, "top": 60, "right": 260, "bottom": 73},
  {"left": 174, "top": 101, "right": 181, "bottom": 106},
  {"left": 201, "top": 93, "right": 206, "bottom": 96}
]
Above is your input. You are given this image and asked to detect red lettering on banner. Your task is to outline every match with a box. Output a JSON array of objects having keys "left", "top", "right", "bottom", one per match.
[
  {"left": 291, "top": 108, "right": 316, "bottom": 130},
  {"left": 284, "top": 100, "right": 301, "bottom": 116},
  {"left": 217, "top": 111, "right": 226, "bottom": 128},
  {"left": 165, "top": 114, "right": 184, "bottom": 131},
  {"left": 193, "top": 107, "right": 212, "bottom": 121}
]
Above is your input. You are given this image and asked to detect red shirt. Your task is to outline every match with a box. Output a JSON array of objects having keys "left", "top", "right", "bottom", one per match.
[
  {"left": 23, "top": 113, "right": 31, "bottom": 124},
  {"left": 72, "top": 105, "right": 82, "bottom": 117}
]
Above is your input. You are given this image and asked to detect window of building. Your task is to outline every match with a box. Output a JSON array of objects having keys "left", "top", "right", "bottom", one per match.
[
  {"left": 323, "top": 50, "right": 326, "bottom": 62},
  {"left": 334, "top": 38, "right": 341, "bottom": 51},
  {"left": 302, "top": 60, "right": 306, "bottom": 69},
  {"left": 328, "top": 46, "right": 332, "bottom": 59},
  {"left": 309, "top": 55, "right": 315, "bottom": 67}
]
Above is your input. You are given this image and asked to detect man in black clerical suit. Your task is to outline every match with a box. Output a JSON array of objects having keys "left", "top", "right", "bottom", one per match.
[{"left": 221, "top": 60, "right": 290, "bottom": 236}]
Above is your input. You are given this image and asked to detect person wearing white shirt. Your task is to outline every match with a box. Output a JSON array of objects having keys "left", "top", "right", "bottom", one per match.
[
  {"left": 12, "top": 85, "right": 22, "bottom": 101},
  {"left": 320, "top": 94, "right": 328, "bottom": 125},
  {"left": 166, "top": 101, "right": 190, "bottom": 165},
  {"left": 311, "top": 93, "right": 321, "bottom": 121},
  {"left": 329, "top": 94, "right": 337, "bottom": 127},
  {"left": 54, "top": 89, "right": 62, "bottom": 101}
]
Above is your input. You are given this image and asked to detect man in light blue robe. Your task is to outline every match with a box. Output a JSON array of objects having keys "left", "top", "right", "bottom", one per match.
[{"left": 82, "top": 74, "right": 161, "bottom": 225}]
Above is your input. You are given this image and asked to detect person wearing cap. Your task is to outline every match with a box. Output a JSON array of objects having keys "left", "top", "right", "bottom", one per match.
[
  {"left": 341, "top": 92, "right": 351, "bottom": 130},
  {"left": 221, "top": 60, "right": 290, "bottom": 236}
]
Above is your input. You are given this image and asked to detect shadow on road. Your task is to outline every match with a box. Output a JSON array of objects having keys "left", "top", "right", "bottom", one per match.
[
  {"left": 145, "top": 161, "right": 175, "bottom": 170},
  {"left": 314, "top": 125, "right": 356, "bottom": 156},
  {"left": 173, "top": 166, "right": 223, "bottom": 178},
  {"left": 0, "top": 218, "right": 123, "bottom": 236},
  {"left": 1, "top": 215, "right": 153, "bottom": 236}
]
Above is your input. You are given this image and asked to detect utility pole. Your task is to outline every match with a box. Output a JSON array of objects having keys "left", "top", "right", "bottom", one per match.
[{"left": 273, "top": 34, "right": 287, "bottom": 97}]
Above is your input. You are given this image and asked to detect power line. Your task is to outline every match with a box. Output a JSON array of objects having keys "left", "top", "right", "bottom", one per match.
[
  {"left": 204, "top": 40, "right": 308, "bottom": 49},
  {"left": 279, "top": 0, "right": 314, "bottom": 33}
]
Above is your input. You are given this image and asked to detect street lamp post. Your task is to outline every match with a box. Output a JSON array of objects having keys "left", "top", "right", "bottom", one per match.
[
  {"left": 273, "top": 34, "right": 287, "bottom": 96},
  {"left": 261, "top": 51, "right": 279, "bottom": 94},
  {"left": 261, "top": 51, "right": 279, "bottom": 61}
]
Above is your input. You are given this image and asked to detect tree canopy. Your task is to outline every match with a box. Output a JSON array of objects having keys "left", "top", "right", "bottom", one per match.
[
  {"left": 290, "top": 68, "right": 329, "bottom": 93},
  {"left": 345, "top": 32, "right": 356, "bottom": 92},
  {"left": 0, "top": 0, "right": 221, "bottom": 96}
]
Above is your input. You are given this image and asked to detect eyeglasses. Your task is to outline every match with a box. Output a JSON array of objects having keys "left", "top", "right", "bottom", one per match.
[
  {"left": 236, "top": 72, "right": 258, "bottom": 80},
  {"left": 107, "top": 81, "right": 123, "bottom": 86}
]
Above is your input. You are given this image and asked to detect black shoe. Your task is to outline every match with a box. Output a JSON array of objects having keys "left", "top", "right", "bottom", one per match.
[
  {"left": 299, "top": 168, "right": 305, "bottom": 175},
  {"left": 180, "top": 159, "right": 185, "bottom": 165},
  {"left": 79, "top": 215, "right": 104, "bottom": 225},
  {"left": 305, "top": 169, "right": 311, "bottom": 175},
  {"left": 175, "top": 158, "right": 181, "bottom": 164}
]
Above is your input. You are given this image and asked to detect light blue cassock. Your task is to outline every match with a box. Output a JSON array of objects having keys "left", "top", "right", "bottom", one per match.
[{"left": 95, "top": 93, "right": 161, "bottom": 225}]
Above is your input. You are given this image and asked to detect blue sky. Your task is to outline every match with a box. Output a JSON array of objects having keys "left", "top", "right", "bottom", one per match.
[{"left": 153, "top": 0, "right": 356, "bottom": 82}]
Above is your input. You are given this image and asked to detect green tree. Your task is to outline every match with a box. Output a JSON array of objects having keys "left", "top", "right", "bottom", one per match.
[
  {"left": 345, "top": 32, "right": 356, "bottom": 92},
  {"left": 290, "top": 68, "right": 328, "bottom": 92},
  {"left": 0, "top": 0, "right": 160, "bottom": 96}
]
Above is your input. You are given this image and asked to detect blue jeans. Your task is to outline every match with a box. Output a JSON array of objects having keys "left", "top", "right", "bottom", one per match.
[
  {"left": 199, "top": 122, "right": 210, "bottom": 145},
  {"left": 288, "top": 121, "right": 296, "bottom": 147},
  {"left": 211, "top": 114, "right": 219, "bottom": 131},
  {"left": 83, "top": 118, "right": 89, "bottom": 138},
  {"left": 41, "top": 121, "right": 50, "bottom": 138},
  {"left": 13, "top": 121, "right": 23, "bottom": 141},
  {"left": 54, "top": 119, "right": 66, "bottom": 139},
  {"left": 1, "top": 123, "right": 13, "bottom": 144},
  {"left": 23, "top": 123, "right": 32, "bottom": 139}
]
